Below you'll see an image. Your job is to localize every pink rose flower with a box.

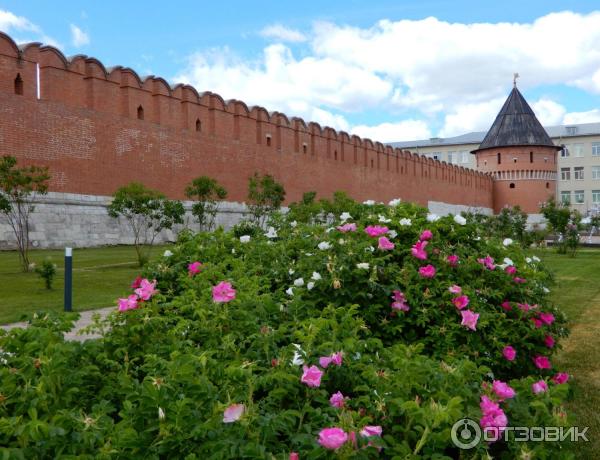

[318,427,348,450]
[289,453,299,460]
[118,294,139,312]
[448,284,462,294]
[477,255,496,270]
[531,318,543,328]
[135,279,157,301]
[502,346,516,361]
[223,403,245,423]
[331,352,343,366]
[337,222,357,233]
[418,264,436,278]
[544,335,555,348]
[513,277,526,284]
[552,372,569,384]
[212,281,236,303]
[518,303,533,312]
[391,290,409,311]
[131,276,143,289]
[301,365,323,387]
[501,300,512,311]
[492,380,516,400]
[533,355,552,370]
[419,229,433,241]
[479,396,508,442]
[539,312,555,325]
[319,356,332,368]
[461,310,479,331]
[447,254,459,266]
[360,425,383,437]
[329,391,346,408]
[452,295,470,310]
[411,240,428,260]
[188,261,202,276]
[505,266,517,275]
[378,236,395,251]
[364,225,388,237]
[532,380,548,394]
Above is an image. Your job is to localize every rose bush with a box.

[0,199,572,458]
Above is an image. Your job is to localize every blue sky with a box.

[2,1,600,141]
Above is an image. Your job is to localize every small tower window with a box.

[14,73,23,95]
[530,151,533,163]
[303,144,307,154]
[513,157,517,163]
[509,183,515,189]
[266,135,272,147]
[196,119,201,132]
[371,159,374,168]
[546,182,550,189]
[137,105,144,120]
[334,150,338,160]
[497,153,501,164]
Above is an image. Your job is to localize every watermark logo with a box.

[451,418,589,449]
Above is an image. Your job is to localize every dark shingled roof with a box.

[471,87,561,153]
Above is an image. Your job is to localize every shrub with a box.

[34,259,57,290]
[0,199,573,458]
[185,176,227,231]
[540,197,581,256]
[247,173,285,227]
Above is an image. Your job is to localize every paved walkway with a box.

[0,307,113,342]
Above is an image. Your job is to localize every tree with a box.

[185,176,227,231]
[247,173,286,227]
[108,182,185,266]
[0,156,50,272]
[540,197,581,255]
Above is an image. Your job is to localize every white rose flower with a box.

[163,250,173,257]
[291,351,304,366]
[426,213,440,222]
[503,257,514,266]
[388,230,398,239]
[526,257,532,263]
[399,218,412,226]
[378,215,391,223]
[454,214,467,225]
[542,286,550,293]
[340,212,352,222]
[363,200,375,206]
[357,263,370,270]
[293,277,304,287]
[365,246,375,252]
[307,281,315,290]
[532,256,541,262]
[318,242,331,250]
[502,238,513,246]
[231,249,236,254]
[290,220,297,228]
[264,227,278,238]
[311,271,322,281]
[240,235,251,243]
[388,198,402,206]
[285,287,294,296]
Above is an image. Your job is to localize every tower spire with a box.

[513,72,520,88]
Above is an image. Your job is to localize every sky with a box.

[2,1,600,142]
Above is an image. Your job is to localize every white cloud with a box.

[531,98,567,126]
[260,24,306,43]
[439,98,505,137]
[0,9,39,33]
[70,24,89,47]
[563,109,600,124]
[352,120,431,142]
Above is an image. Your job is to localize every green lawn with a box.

[0,245,170,324]
[534,248,600,458]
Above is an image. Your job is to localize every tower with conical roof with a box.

[472,82,561,214]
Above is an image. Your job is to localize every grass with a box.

[534,248,600,458]
[0,245,171,324]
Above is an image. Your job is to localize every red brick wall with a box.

[0,32,494,208]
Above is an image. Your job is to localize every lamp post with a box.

[64,247,72,312]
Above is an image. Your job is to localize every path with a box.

[0,307,113,342]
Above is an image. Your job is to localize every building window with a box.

[137,105,144,120]
[303,144,307,154]
[574,166,584,180]
[497,152,501,164]
[593,142,600,156]
[546,182,550,189]
[530,151,533,163]
[429,152,441,160]
[574,190,585,204]
[561,167,571,181]
[561,146,570,158]
[371,159,374,168]
[572,143,584,157]
[566,126,578,135]
[560,191,571,204]
[509,183,515,189]
[196,119,201,132]
[592,165,600,180]
[461,151,469,163]
[513,157,517,163]
[334,150,338,160]
[266,135,272,147]
[593,190,600,204]
[14,73,23,95]
[447,151,455,163]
